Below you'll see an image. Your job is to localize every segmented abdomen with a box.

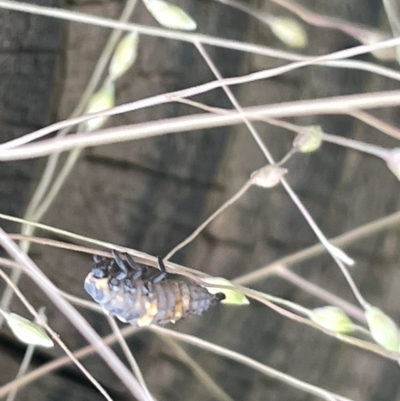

[84,272,221,327]
[148,280,217,326]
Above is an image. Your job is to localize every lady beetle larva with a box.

[84,251,225,327]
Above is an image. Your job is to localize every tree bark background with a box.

[1,0,400,400]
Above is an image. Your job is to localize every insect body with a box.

[84,251,225,327]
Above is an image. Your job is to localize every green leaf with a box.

[202,277,249,305]
[269,17,308,48]
[310,306,354,333]
[5,312,54,348]
[109,32,139,80]
[84,81,115,132]
[365,306,400,352]
[143,0,197,31]
[293,126,323,153]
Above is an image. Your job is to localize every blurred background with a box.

[1,0,400,400]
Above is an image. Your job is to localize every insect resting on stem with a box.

[84,250,225,327]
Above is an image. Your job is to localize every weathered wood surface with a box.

[1,0,400,400]
[0,0,63,232]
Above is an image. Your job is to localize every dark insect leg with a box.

[112,250,129,280]
[157,256,167,273]
[92,254,109,278]
[93,255,102,263]
[146,256,168,284]
[125,253,145,279]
